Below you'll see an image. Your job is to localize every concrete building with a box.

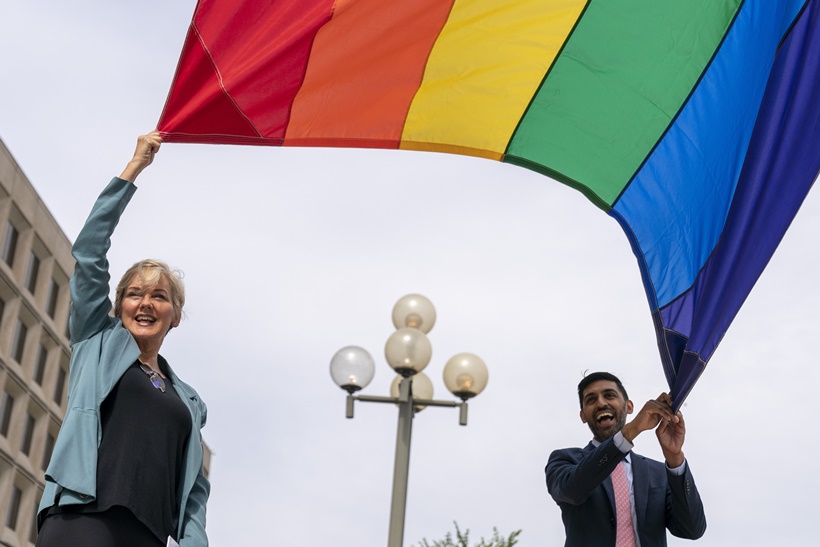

[0,138,210,546]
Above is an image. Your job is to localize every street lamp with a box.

[329,294,488,547]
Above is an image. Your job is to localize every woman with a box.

[36,133,209,547]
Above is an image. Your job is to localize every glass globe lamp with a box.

[442,352,488,400]
[384,327,432,377]
[390,372,434,411]
[330,346,376,394]
[391,294,436,333]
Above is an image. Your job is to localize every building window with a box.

[11,319,28,363]
[20,412,35,455]
[46,278,59,318]
[5,485,21,530]
[42,432,55,471]
[53,367,67,405]
[25,251,40,293]
[0,390,13,437]
[2,221,18,267]
[34,344,48,385]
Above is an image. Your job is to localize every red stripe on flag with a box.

[158,24,262,141]
[159,0,337,141]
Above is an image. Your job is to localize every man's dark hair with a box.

[577,372,629,408]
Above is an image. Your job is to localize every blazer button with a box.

[79,494,88,499]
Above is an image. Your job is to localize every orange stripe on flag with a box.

[285,0,455,146]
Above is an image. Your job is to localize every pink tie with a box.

[611,461,636,547]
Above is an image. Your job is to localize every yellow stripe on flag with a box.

[401,0,587,156]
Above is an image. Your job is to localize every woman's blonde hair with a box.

[114,259,185,323]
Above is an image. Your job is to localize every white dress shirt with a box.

[592,432,686,547]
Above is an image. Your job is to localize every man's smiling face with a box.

[579,379,633,442]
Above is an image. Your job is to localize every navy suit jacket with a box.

[546,438,706,546]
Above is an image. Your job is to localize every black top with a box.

[51,358,192,542]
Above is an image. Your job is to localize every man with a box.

[546,372,706,546]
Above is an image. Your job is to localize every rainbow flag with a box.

[159,0,819,406]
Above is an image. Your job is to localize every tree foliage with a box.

[414,521,522,547]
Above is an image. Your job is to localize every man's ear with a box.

[626,400,634,414]
[579,409,587,424]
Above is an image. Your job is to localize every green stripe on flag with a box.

[507,0,742,206]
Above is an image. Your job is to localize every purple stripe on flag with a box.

[664,0,819,407]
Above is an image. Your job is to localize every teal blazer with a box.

[38,177,210,546]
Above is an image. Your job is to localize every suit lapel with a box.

[586,442,618,515]
[630,452,650,537]
[603,473,616,517]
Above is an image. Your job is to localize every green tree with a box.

[414,521,522,547]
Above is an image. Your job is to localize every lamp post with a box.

[329,294,488,547]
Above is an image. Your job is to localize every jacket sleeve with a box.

[179,399,211,547]
[69,177,137,345]
[178,470,210,547]
[546,440,626,505]
[665,462,707,539]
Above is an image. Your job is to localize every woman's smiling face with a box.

[119,273,178,348]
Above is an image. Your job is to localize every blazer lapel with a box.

[630,452,650,535]
[586,441,617,515]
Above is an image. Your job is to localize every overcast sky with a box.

[1,2,818,545]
